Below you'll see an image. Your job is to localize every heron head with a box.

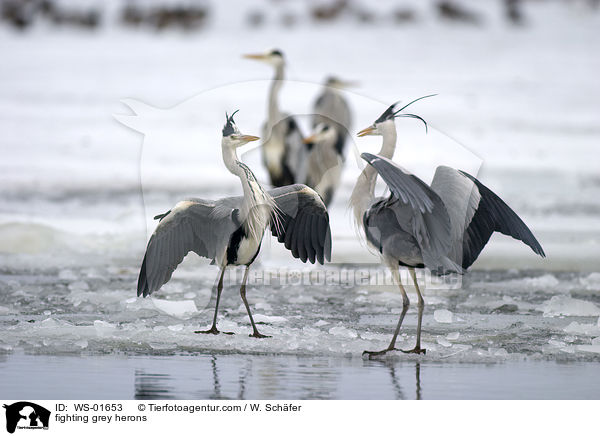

[357,94,436,137]
[243,49,285,67]
[325,76,357,89]
[304,123,336,144]
[222,110,259,147]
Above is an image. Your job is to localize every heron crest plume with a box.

[375,94,437,132]
[222,109,240,136]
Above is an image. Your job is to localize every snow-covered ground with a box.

[1,0,599,367]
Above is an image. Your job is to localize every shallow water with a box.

[1,353,598,400]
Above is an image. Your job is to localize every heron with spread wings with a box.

[137,111,331,338]
[350,96,545,357]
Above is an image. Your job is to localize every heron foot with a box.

[401,346,426,355]
[362,348,398,358]
[194,327,235,335]
[249,332,271,339]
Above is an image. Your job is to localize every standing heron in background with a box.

[243,49,306,187]
[303,123,344,206]
[138,111,331,338]
[350,96,545,357]
[312,76,354,158]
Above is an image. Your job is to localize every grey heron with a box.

[312,76,354,158]
[303,123,344,206]
[137,111,331,338]
[350,96,545,357]
[243,49,306,187]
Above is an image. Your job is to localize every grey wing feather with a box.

[362,153,462,274]
[457,171,545,269]
[137,198,240,297]
[268,184,331,264]
[361,152,437,213]
[430,166,481,265]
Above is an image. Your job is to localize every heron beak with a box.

[357,126,376,137]
[243,53,268,61]
[303,134,317,144]
[240,135,260,142]
[336,80,359,89]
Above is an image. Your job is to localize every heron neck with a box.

[222,146,241,176]
[350,165,378,228]
[379,124,397,159]
[222,144,273,233]
[350,124,397,226]
[268,65,285,124]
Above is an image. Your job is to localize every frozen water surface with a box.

[1,263,600,365]
[1,0,600,398]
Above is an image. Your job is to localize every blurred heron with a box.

[243,49,306,187]
[137,111,331,338]
[350,96,545,357]
[303,123,344,206]
[312,76,354,158]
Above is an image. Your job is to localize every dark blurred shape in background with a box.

[1,0,600,33]
[436,1,482,25]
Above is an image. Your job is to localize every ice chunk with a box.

[580,272,600,290]
[328,325,358,338]
[68,280,90,292]
[446,332,460,340]
[522,274,560,289]
[488,347,508,357]
[542,296,600,317]
[592,337,600,345]
[577,345,600,354]
[58,269,77,280]
[255,302,272,311]
[94,320,116,337]
[0,306,14,315]
[253,314,287,324]
[563,321,600,336]
[74,339,88,349]
[434,309,454,323]
[40,318,60,328]
[152,299,198,318]
[289,295,316,304]
[437,338,452,347]
[314,320,329,327]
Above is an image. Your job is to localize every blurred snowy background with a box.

[1,0,600,375]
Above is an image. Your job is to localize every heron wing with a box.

[361,153,436,213]
[268,184,331,264]
[429,166,481,265]
[137,198,241,297]
[361,153,461,274]
[456,170,546,269]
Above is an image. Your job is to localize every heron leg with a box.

[195,267,233,335]
[402,268,426,355]
[240,265,271,339]
[363,268,410,358]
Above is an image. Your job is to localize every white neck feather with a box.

[350,120,397,229]
[222,142,275,241]
[267,65,284,125]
